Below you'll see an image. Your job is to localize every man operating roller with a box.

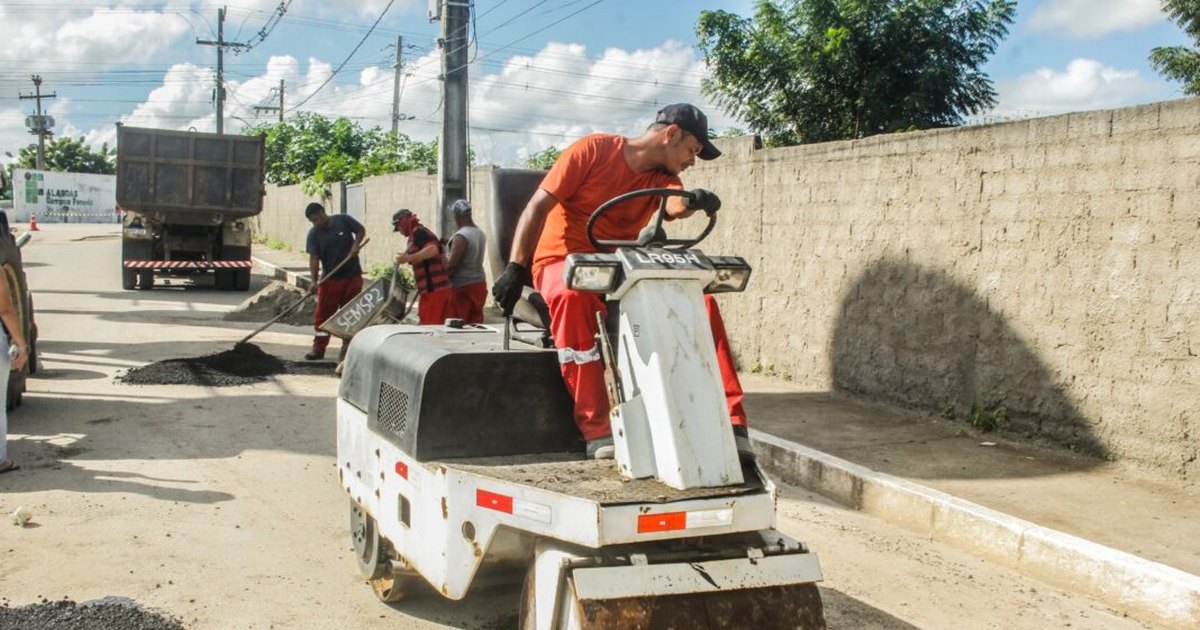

[491,103,752,461]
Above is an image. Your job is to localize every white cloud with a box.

[994,58,1156,116]
[1029,0,1164,38]
[0,6,188,68]
[466,40,733,165]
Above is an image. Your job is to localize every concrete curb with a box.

[251,256,311,290]
[752,429,1200,629]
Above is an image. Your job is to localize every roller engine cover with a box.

[339,325,580,460]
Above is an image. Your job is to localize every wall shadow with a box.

[829,258,1107,459]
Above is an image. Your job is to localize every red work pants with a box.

[417,286,454,325]
[313,275,364,351]
[451,282,487,324]
[535,258,747,441]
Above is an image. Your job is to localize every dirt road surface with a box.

[0,226,1147,629]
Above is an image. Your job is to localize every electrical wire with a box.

[286,0,397,113]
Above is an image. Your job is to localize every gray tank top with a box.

[450,225,487,288]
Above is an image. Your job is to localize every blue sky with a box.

[0,0,1191,167]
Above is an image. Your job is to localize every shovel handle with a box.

[235,236,370,347]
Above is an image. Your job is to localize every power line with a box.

[287,0,397,113]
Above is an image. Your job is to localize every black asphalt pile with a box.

[0,597,185,630]
[223,280,314,326]
[118,343,287,386]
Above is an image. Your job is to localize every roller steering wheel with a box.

[585,188,717,252]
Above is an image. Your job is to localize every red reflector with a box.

[477,489,513,514]
[637,511,686,533]
[394,461,408,479]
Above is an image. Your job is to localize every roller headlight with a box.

[564,253,622,293]
[705,257,752,293]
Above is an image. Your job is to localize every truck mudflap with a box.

[525,540,825,630]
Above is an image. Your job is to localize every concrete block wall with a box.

[254,97,1200,481]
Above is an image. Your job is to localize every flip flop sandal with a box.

[0,460,20,474]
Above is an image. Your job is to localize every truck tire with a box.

[122,268,137,290]
[234,269,251,291]
[138,269,154,290]
[214,270,234,291]
[5,380,21,411]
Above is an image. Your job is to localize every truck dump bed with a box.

[116,126,264,225]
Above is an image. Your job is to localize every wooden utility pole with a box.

[197,7,248,134]
[391,36,404,135]
[254,79,285,122]
[19,75,56,170]
[434,0,469,238]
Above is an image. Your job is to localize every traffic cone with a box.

[29,214,38,231]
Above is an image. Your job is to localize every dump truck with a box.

[115,125,265,291]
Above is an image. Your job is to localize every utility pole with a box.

[19,75,56,170]
[197,7,248,134]
[434,0,469,238]
[254,79,285,122]
[391,36,404,135]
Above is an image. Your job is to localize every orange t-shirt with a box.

[532,134,682,279]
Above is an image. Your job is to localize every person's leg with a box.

[416,287,453,325]
[310,277,349,358]
[536,259,611,445]
[462,282,487,324]
[0,334,12,468]
[705,295,747,428]
[332,275,363,356]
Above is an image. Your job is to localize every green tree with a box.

[697,0,1016,145]
[1151,1,1200,94]
[246,112,439,191]
[524,146,561,170]
[4,135,115,199]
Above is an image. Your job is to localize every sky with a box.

[0,0,1191,168]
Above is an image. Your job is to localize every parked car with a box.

[0,211,38,410]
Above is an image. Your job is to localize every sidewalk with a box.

[251,245,1199,628]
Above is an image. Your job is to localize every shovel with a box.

[234,237,370,348]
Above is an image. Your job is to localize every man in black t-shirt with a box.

[304,202,366,360]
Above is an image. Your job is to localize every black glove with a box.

[492,262,531,316]
[686,188,721,216]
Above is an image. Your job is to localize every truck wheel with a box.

[214,270,233,291]
[122,268,136,290]
[5,373,22,411]
[234,269,251,291]
[137,269,154,290]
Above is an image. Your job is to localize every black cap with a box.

[655,103,721,160]
[391,209,412,223]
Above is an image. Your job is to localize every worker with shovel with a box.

[305,202,366,360]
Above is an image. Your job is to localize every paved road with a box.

[0,225,1145,629]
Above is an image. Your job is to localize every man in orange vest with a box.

[392,209,453,325]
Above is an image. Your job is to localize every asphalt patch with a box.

[0,597,185,630]
[117,343,313,387]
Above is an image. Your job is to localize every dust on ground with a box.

[116,343,335,386]
[0,597,185,630]
[222,280,314,327]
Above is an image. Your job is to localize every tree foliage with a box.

[9,136,114,174]
[1151,0,1200,95]
[524,146,562,170]
[3,135,114,199]
[247,112,439,193]
[697,0,1016,145]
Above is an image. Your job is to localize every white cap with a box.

[450,199,472,215]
